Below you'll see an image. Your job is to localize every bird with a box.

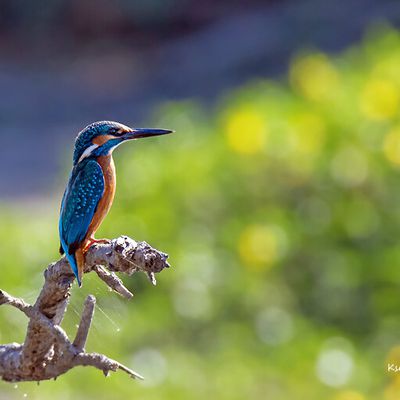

[59,120,172,286]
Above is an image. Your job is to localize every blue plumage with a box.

[59,120,172,286]
[59,159,105,285]
[73,121,125,165]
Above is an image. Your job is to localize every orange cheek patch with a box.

[92,135,115,145]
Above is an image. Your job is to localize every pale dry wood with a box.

[0,236,169,382]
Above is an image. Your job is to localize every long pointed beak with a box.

[124,128,173,139]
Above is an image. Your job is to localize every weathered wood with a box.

[0,236,169,382]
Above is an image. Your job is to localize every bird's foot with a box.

[83,238,111,252]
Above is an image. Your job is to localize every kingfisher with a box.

[59,120,172,286]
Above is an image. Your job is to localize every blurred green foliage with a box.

[3,25,400,400]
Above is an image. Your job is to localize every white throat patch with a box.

[78,144,99,163]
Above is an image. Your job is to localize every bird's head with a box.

[73,121,172,165]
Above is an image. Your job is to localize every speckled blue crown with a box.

[73,121,122,165]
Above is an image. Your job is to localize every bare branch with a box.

[73,353,144,380]
[0,290,33,317]
[73,295,96,352]
[0,235,170,382]
[93,265,133,299]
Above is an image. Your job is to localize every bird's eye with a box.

[109,128,122,136]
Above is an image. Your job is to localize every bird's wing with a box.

[59,159,105,255]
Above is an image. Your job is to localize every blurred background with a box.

[1,0,400,399]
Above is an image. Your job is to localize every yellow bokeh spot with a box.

[239,225,285,271]
[333,390,365,400]
[290,53,339,101]
[372,56,400,85]
[225,109,267,154]
[360,79,399,120]
[383,126,400,166]
[385,375,400,400]
[289,112,326,156]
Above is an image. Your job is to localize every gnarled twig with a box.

[0,236,170,382]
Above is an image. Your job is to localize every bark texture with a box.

[0,236,170,382]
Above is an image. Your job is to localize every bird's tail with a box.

[65,252,82,287]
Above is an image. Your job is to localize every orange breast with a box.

[85,155,116,242]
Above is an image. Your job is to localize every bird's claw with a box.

[83,238,111,252]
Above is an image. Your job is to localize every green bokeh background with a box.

[3,25,400,400]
